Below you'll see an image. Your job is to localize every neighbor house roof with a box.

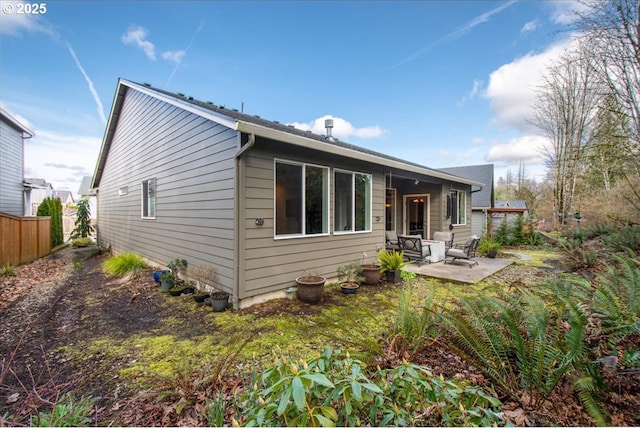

[494,200,528,210]
[93,79,484,189]
[0,107,34,137]
[77,176,96,196]
[23,178,53,189]
[439,164,494,209]
[52,190,74,203]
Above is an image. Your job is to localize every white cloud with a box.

[0,1,56,36]
[521,20,539,33]
[549,0,591,25]
[486,135,549,165]
[161,50,186,64]
[458,79,483,105]
[67,43,107,125]
[484,38,576,132]
[122,25,156,60]
[395,0,517,67]
[289,115,385,140]
[24,129,102,193]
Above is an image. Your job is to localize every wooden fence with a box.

[0,212,51,266]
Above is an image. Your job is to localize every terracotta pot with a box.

[361,264,381,285]
[295,276,326,304]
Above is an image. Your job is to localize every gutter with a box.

[233,132,256,308]
[236,121,484,188]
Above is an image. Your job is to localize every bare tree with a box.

[531,47,601,227]
[573,0,640,214]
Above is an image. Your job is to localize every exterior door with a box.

[403,194,430,239]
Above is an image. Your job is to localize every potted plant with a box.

[378,250,407,283]
[159,270,175,292]
[337,263,363,294]
[167,258,188,284]
[478,237,501,258]
[169,280,195,296]
[295,269,326,304]
[207,290,230,312]
[360,252,382,285]
[190,264,217,303]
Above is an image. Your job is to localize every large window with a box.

[142,178,156,219]
[450,189,466,225]
[275,160,329,237]
[334,170,371,233]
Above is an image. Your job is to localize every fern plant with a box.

[439,286,590,410]
[390,282,443,357]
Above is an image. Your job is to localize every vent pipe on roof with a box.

[324,118,336,142]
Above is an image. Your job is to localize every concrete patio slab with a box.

[404,256,513,284]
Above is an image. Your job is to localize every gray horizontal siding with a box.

[0,120,24,215]
[97,88,237,293]
[239,144,386,299]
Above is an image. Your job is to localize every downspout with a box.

[233,132,255,309]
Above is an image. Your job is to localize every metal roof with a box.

[93,79,485,189]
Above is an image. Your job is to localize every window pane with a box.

[354,173,371,231]
[334,172,353,231]
[450,191,459,225]
[148,179,155,217]
[459,192,465,224]
[385,189,395,231]
[276,163,302,235]
[305,166,327,234]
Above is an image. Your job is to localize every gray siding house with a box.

[439,164,494,237]
[92,79,482,308]
[0,108,34,216]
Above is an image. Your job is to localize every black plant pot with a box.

[168,286,186,296]
[193,293,209,303]
[210,292,230,312]
[340,283,359,294]
[385,270,401,283]
[487,250,497,258]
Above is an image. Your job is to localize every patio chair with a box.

[398,235,431,265]
[433,231,454,250]
[385,230,400,251]
[444,236,480,268]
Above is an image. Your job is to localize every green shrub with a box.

[477,237,500,256]
[71,237,93,247]
[31,393,95,427]
[70,199,94,239]
[0,264,17,277]
[439,284,589,410]
[237,347,503,427]
[102,252,147,276]
[390,282,442,356]
[603,225,640,253]
[37,197,63,247]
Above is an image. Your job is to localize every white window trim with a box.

[141,178,156,220]
[333,168,373,235]
[451,189,466,226]
[273,158,330,240]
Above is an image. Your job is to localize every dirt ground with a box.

[1,245,639,426]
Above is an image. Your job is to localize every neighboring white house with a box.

[0,108,34,216]
[23,178,54,216]
[77,176,97,219]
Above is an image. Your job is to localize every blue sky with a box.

[1,1,584,194]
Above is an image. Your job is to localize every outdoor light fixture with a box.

[255,217,265,225]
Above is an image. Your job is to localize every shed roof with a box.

[93,79,484,189]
